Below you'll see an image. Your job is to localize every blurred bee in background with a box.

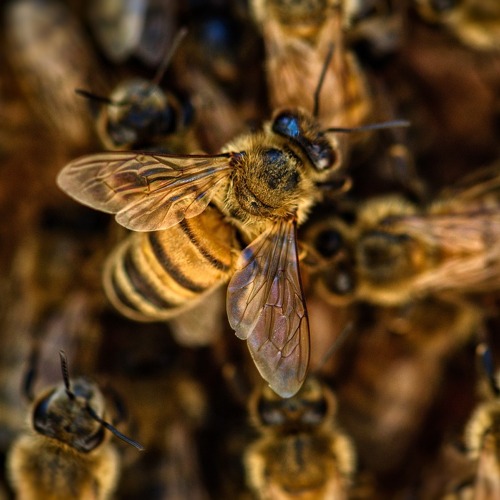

[4,0,105,150]
[300,192,491,487]
[250,0,374,143]
[77,29,197,152]
[87,0,178,66]
[245,376,356,499]
[414,0,500,52]
[7,351,143,500]
[301,166,500,307]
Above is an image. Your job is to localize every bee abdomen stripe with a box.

[179,218,231,272]
[122,248,177,309]
[148,232,207,293]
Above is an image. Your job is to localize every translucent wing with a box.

[227,219,310,398]
[57,152,233,231]
[385,211,500,292]
[438,165,500,205]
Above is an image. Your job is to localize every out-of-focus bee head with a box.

[250,376,335,432]
[32,378,106,453]
[95,78,193,151]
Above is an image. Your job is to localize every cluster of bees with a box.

[2,0,500,498]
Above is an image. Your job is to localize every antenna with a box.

[151,27,188,87]
[75,28,188,108]
[58,352,144,451]
[59,351,74,400]
[324,119,411,134]
[313,43,335,118]
[85,404,145,451]
[75,88,114,105]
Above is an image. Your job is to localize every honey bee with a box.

[79,79,194,152]
[302,167,500,307]
[250,0,373,132]
[414,0,500,52]
[77,29,195,152]
[462,343,500,498]
[7,351,143,500]
[245,376,356,499]
[87,0,177,66]
[57,106,348,398]
[4,0,103,149]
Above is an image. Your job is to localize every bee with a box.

[7,351,143,500]
[57,49,408,397]
[302,167,500,307]
[250,0,373,133]
[79,79,194,152]
[77,29,196,152]
[56,105,347,398]
[87,0,177,66]
[4,0,103,149]
[245,376,356,499]
[414,0,500,52]
[462,343,500,498]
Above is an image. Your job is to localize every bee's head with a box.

[272,109,340,175]
[251,377,334,432]
[33,378,106,453]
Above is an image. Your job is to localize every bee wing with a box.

[439,165,500,204]
[57,152,233,231]
[387,211,500,292]
[227,220,310,398]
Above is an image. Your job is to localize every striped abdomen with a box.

[103,206,236,321]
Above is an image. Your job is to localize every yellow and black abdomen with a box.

[103,206,237,322]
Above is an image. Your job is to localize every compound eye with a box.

[272,111,301,139]
[315,229,343,258]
